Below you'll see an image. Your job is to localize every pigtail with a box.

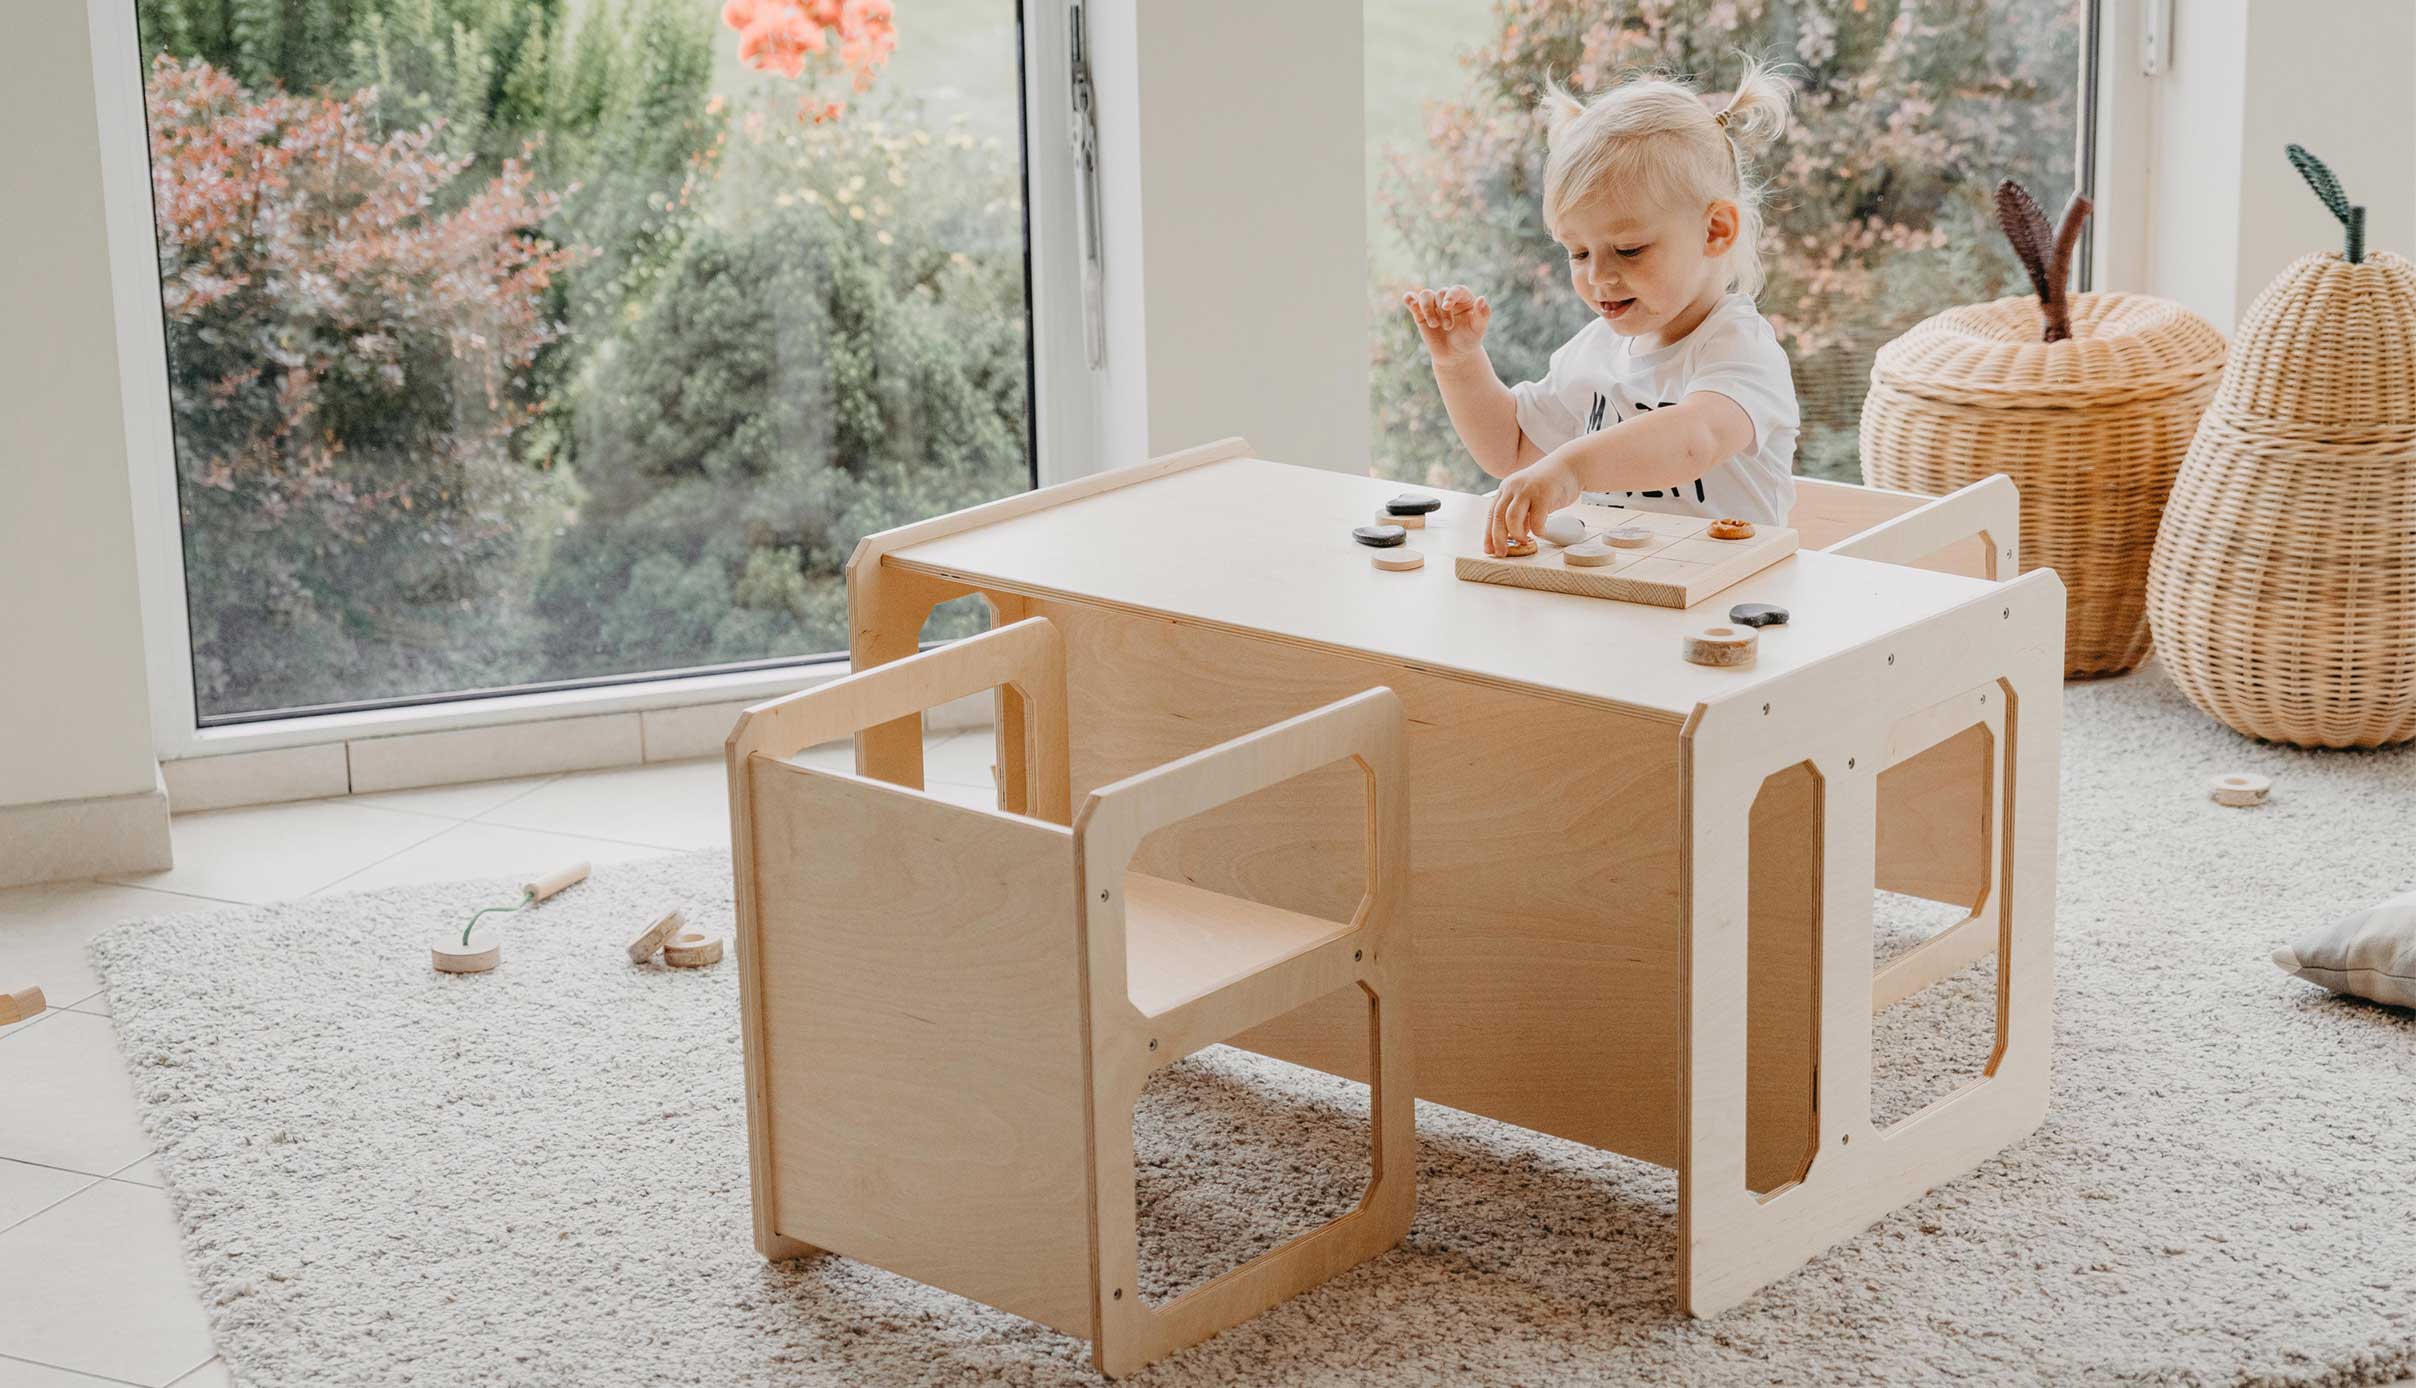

[1537,75,1589,149]
[1712,54,1795,155]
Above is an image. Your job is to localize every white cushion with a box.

[2274,888,2416,1009]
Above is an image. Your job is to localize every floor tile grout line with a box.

[165,1356,227,1387]
[0,1349,157,1387]
[0,1171,107,1241]
[299,811,490,900]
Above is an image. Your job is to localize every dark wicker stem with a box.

[1994,178,2092,342]
[2286,143,2365,264]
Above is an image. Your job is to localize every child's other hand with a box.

[1485,454,1581,556]
[1403,285,1490,364]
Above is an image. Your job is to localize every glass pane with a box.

[1366,2,2088,488]
[135,0,1033,722]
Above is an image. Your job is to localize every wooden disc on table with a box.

[1501,536,1538,558]
[2208,772,2271,807]
[1372,549,1425,572]
[1708,518,1757,540]
[1681,625,1758,668]
[1561,539,1618,568]
[1604,526,1654,549]
[432,932,502,974]
[1377,508,1426,529]
[626,906,688,964]
[663,931,725,968]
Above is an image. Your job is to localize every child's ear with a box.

[1704,200,1742,257]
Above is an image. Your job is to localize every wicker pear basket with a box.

[1861,291,2227,676]
[2144,247,2416,747]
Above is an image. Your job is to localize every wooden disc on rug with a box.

[625,906,687,964]
[1372,549,1424,572]
[432,933,502,974]
[662,931,724,968]
[1681,625,1758,669]
[2209,772,2271,807]
[0,985,44,1026]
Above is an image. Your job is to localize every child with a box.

[1403,60,1801,556]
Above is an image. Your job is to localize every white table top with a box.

[886,455,2003,721]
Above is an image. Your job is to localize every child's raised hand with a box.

[1402,285,1491,363]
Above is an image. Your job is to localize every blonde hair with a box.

[1539,57,1796,296]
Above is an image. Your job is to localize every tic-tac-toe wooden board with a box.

[1454,504,1800,609]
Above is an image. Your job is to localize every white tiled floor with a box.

[0,730,996,1386]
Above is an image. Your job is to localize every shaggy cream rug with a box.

[93,664,2416,1386]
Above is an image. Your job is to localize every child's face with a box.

[1549,190,1740,344]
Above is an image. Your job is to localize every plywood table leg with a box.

[843,552,970,788]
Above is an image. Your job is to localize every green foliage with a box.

[2287,143,2365,263]
[535,103,1030,673]
[1370,0,2082,486]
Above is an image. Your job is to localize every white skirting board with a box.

[0,766,172,888]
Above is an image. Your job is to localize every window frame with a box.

[88,0,1101,763]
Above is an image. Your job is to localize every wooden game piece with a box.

[1562,539,1617,568]
[432,933,502,974]
[0,986,45,1026]
[1372,549,1425,572]
[1708,518,1757,540]
[1728,602,1790,628]
[1353,524,1407,548]
[1501,536,1537,558]
[1681,625,1758,668]
[627,906,688,964]
[524,861,591,902]
[1540,513,1587,547]
[1377,509,1426,529]
[1384,494,1442,516]
[663,930,725,968]
[1604,526,1654,548]
[2208,772,2271,807]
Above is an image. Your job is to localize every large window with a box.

[1366,1,2091,487]
[133,0,1034,723]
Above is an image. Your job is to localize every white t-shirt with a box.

[1508,293,1801,526]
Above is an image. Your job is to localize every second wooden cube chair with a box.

[724,615,1416,1377]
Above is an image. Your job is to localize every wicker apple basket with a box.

[1861,185,2227,677]
[2146,148,2416,748]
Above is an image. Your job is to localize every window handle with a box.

[1068,0,1107,369]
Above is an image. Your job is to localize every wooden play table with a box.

[841,438,2063,1314]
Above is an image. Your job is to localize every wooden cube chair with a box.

[724,616,1416,1377]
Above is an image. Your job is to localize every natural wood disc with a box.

[626,906,687,964]
[1372,549,1425,572]
[1708,519,1756,540]
[1378,509,1426,529]
[1603,526,1654,548]
[1561,540,1617,568]
[1681,625,1758,668]
[663,931,725,968]
[432,934,502,974]
[1500,537,1537,558]
[2208,772,2271,807]
[0,986,45,1026]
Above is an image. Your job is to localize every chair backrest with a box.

[723,619,1098,1336]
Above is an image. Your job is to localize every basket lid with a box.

[1871,291,2227,408]
[2217,250,2416,427]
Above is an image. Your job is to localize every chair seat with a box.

[1122,873,1356,1017]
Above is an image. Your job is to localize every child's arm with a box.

[1403,286,1544,479]
[1481,393,1756,555]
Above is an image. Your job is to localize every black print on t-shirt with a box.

[1586,393,1707,504]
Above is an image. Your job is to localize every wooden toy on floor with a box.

[724,615,1415,1377]
[627,907,687,963]
[841,439,2060,1320]
[662,929,725,968]
[1,985,45,1026]
[1457,503,1801,608]
[2209,772,2271,807]
[430,860,591,974]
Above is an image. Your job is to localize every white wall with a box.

[1092,0,1369,473]
[0,2,169,882]
[2130,0,2416,328]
